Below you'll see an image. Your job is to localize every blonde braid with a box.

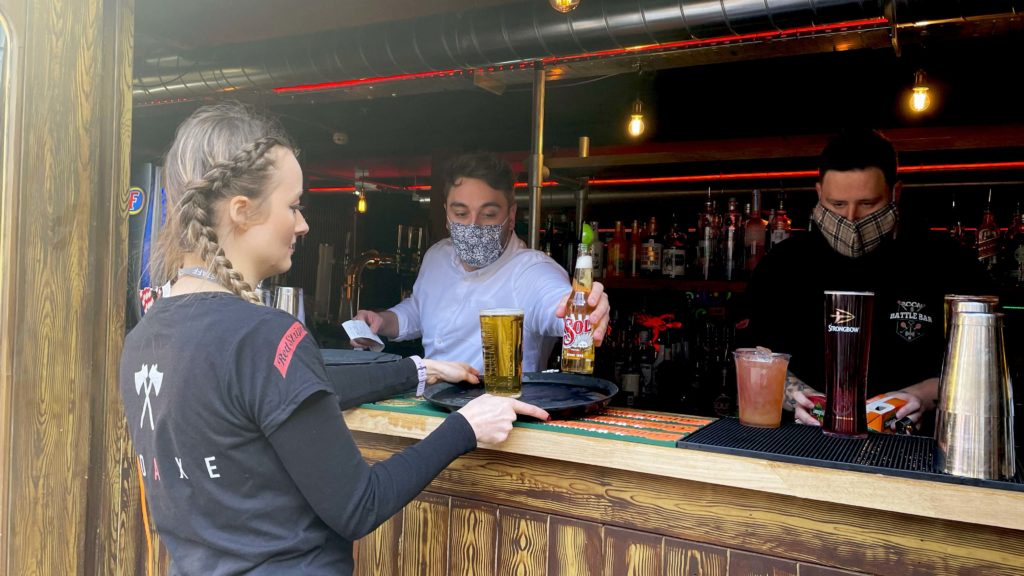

[175,137,284,303]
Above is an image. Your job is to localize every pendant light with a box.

[550,0,581,13]
[909,69,931,113]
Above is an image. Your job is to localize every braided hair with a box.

[154,102,295,303]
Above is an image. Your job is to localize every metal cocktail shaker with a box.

[935,311,1015,480]
[274,286,305,323]
[943,294,999,339]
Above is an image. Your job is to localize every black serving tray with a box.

[424,372,618,420]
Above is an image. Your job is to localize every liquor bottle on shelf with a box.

[590,220,604,280]
[619,345,641,408]
[562,243,595,374]
[768,195,792,251]
[763,207,775,252]
[722,197,743,280]
[744,190,767,273]
[948,196,972,250]
[606,220,627,278]
[629,219,642,278]
[662,212,688,279]
[976,189,1000,271]
[696,196,721,280]
[636,326,657,405]
[640,216,663,277]
[1001,202,1024,286]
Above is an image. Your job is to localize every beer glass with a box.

[823,291,874,439]
[479,308,524,398]
[734,348,791,428]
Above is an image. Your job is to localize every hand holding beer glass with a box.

[479,308,524,398]
[734,347,791,428]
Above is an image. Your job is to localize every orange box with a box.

[866,394,908,433]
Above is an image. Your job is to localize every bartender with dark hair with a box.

[740,128,994,431]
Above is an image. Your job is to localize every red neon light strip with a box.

[308,186,356,192]
[590,171,817,185]
[273,18,888,94]
[514,181,559,188]
[543,18,889,64]
[274,69,465,94]
[898,161,1024,173]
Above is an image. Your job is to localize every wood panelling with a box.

[798,565,867,576]
[549,516,603,576]
[664,538,728,576]
[605,526,663,576]
[450,498,498,576]
[400,492,451,576]
[353,430,1024,576]
[0,0,137,574]
[355,493,895,576]
[355,512,403,576]
[729,550,798,576]
[496,507,547,576]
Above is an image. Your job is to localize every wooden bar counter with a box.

[346,408,1024,575]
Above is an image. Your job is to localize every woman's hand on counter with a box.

[422,359,480,385]
[555,281,611,346]
[458,395,550,444]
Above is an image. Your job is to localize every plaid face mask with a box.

[811,202,898,259]
[448,217,509,269]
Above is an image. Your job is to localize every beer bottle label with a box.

[563,312,593,350]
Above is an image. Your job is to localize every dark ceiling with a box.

[131,1,1024,190]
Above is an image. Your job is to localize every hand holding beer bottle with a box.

[555,229,611,358]
[562,243,596,373]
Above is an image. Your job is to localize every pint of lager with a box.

[479,308,525,398]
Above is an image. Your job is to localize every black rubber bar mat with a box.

[677,417,1023,492]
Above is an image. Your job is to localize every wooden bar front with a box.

[346,409,1024,576]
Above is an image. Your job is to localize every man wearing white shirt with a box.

[355,152,610,372]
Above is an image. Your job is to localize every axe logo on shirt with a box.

[889,300,933,343]
[134,364,163,430]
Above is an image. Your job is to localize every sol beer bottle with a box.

[562,243,595,374]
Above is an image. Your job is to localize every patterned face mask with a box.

[449,217,510,269]
[811,202,898,258]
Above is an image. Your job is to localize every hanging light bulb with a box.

[357,192,368,213]
[909,69,931,113]
[627,98,645,138]
[549,0,581,13]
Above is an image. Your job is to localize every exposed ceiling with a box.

[132,1,1024,191]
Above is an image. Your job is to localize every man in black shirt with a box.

[742,129,994,431]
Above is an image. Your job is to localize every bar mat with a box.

[677,418,1024,492]
[359,396,715,447]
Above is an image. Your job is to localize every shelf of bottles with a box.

[538,189,790,290]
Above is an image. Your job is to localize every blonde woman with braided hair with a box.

[120,102,548,575]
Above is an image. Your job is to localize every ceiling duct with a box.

[133,0,1022,103]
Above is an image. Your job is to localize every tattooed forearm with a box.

[783,373,819,411]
